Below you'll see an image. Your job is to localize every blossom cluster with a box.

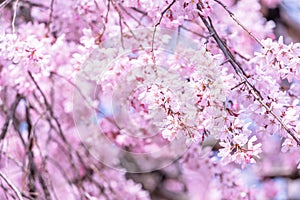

[0,0,300,199]
[218,134,262,168]
[119,0,214,28]
[253,36,300,82]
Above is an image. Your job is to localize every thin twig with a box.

[25,99,51,200]
[27,71,82,190]
[95,0,110,44]
[50,72,106,116]
[119,4,142,26]
[0,171,24,200]
[231,81,245,90]
[234,51,250,62]
[118,11,125,49]
[0,0,12,9]
[154,0,176,27]
[179,25,207,38]
[197,5,300,146]
[150,0,176,74]
[0,115,11,140]
[130,7,147,15]
[12,0,19,34]
[47,0,55,34]
[0,94,22,140]
[28,71,67,142]
[151,0,176,52]
[111,1,137,39]
[213,0,264,47]
[51,72,122,131]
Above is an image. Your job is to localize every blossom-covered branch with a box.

[197,3,300,146]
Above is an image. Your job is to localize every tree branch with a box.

[0,0,12,9]
[0,171,24,200]
[47,0,55,34]
[213,0,264,47]
[197,5,300,146]
[151,0,176,51]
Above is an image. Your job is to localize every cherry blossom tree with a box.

[0,0,299,199]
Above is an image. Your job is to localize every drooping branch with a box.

[47,0,55,34]
[213,0,264,47]
[0,94,22,140]
[151,0,176,52]
[28,71,67,143]
[0,0,12,9]
[197,4,300,146]
[27,71,81,187]
[25,99,51,200]
[0,171,24,200]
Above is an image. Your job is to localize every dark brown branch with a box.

[154,0,176,27]
[111,1,137,41]
[0,114,11,140]
[28,71,67,142]
[130,7,147,15]
[95,0,110,44]
[151,0,176,52]
[0,94,22,140]
[25,100,51,200]
[231,81,245,90]
[0,171,24,200]
[197,5,300,146]
[28,71,81,191]
[23,98,37,199]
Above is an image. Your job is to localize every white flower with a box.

[233,134,248,146]
[162,128,176,141]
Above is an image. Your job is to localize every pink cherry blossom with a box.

[0,0,300,199]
